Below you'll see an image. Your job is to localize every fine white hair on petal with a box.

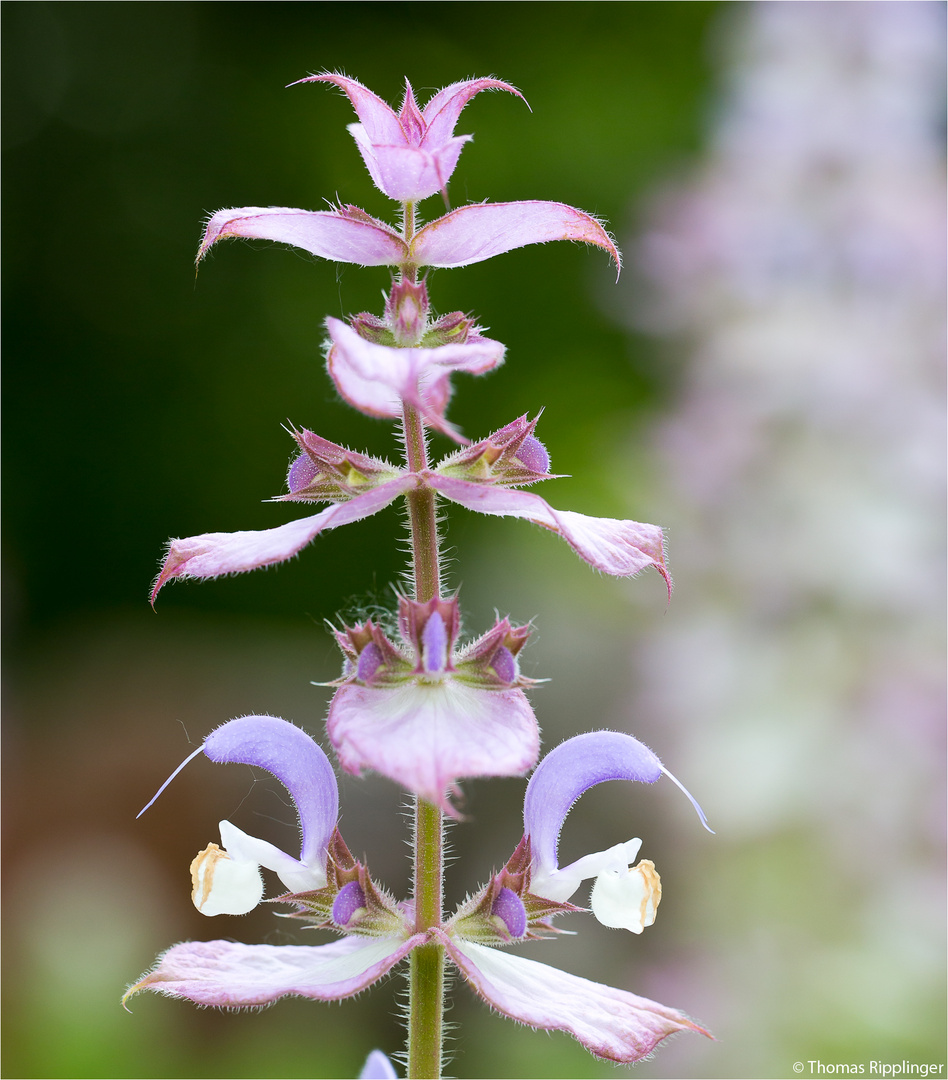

[428,476,668,586]
[411,200,622,275]
[127,934,425,1008]
[441,933,709,1063]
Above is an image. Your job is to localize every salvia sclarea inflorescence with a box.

[126,73,713,1076]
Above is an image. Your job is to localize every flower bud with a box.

[422,611,449,674]
[421,310,474,347]
[491,886,527,939]
[281,429,398,503]
[385,278,429,346]
[448,862,574,946]
[454,617,532,689]
[398,595,460,675]
[490,645,518,684]
[334,620,411,688]
[332,880,368,929]
[514,434,550,475]
[349,312,393,345]
[436,414,551,487]
[356,642,384,683]
[287,454,319,495]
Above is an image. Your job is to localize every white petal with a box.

[590,859,662,933]
[532,838,642,903]
[189,843,263,917]
[218,819,327,894]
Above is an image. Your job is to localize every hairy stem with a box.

[403,405,440,602]
[402,399,445,1078]
[402,200,418,284]
[408,803,445,1079]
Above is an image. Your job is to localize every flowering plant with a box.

[127,73,711,1077]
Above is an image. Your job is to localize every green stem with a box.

[403,406,440,602]
[408,803,445,1079]
[402,400,445,1079]
[402,200,418,284]
[402,200,416,244]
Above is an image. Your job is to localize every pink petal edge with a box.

[126,933,425,1008]
[420,78,528,147]
[291,73,404,145]
[151,477,412,603]
[440,934,711,1063]
[429,476,669,591]
[197,206,406,267]
[325,317,504,441]
[412,201,622,277]
[327,681,539,816]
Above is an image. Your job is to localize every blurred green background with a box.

[3,0,712,633]
[3,3,944,1079]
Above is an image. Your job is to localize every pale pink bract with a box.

[292,73,527,203]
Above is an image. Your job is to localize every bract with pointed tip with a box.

[151,419,669,603]
[196,201,620,277]
[294,73,526,202]
[440,933,709,1064]
[151,475,413,602]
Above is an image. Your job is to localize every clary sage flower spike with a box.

[131,71,711,1076]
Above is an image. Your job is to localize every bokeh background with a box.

[3,3,944,1078]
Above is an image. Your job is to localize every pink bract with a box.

[150,420,669,602]
[325,317,504,441]
[327,681,539,816]
[150,477,413,604]
[429,475,670,591]
[130,935,424,1007]
[442,935,709,1063]
[293,74,526,202]
[197,201,620,276]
